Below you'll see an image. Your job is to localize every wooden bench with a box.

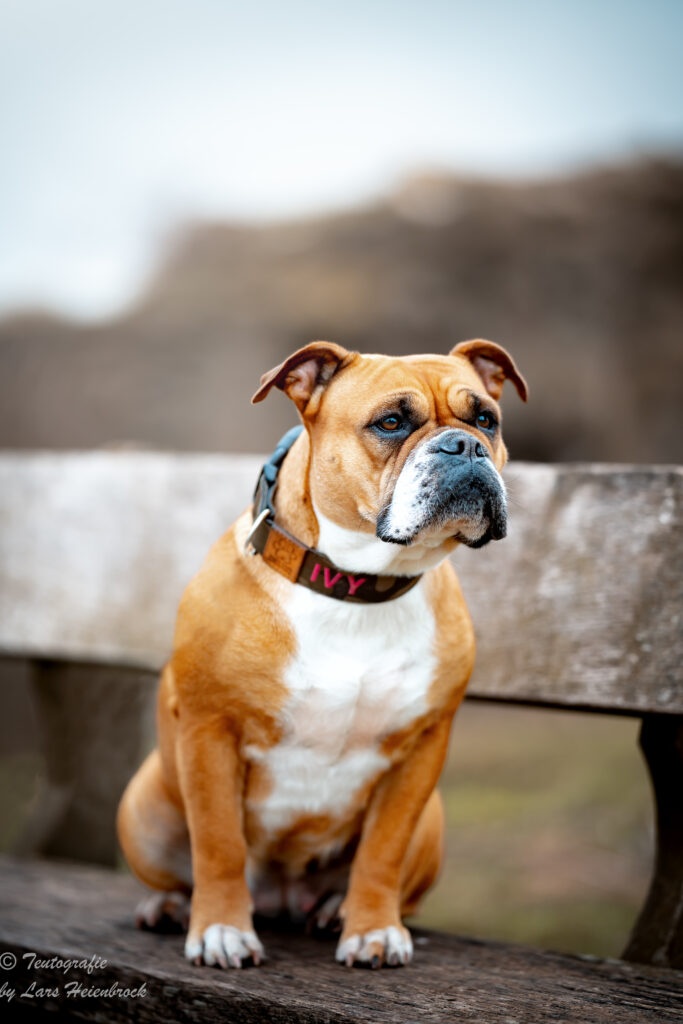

[0,452,681,1022]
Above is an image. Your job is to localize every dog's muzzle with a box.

[376,428,507,548]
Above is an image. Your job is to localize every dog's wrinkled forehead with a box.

[320,353,492,425]
[403,352,510,415]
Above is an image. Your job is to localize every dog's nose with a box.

[437,430,487,460]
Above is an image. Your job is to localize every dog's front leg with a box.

[337,714,452,968]
[177,715,263,968]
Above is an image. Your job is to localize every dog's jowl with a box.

[117,339,528,969]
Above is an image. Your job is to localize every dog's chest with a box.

[244,583,437,840]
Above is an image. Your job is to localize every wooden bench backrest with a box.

[0,453,680,715]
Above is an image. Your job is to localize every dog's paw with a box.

[135,891,190,933]
[307,892,344,934]
[336,925,413,968]
[185,924,264,968]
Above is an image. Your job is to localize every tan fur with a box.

[117,340,526,967]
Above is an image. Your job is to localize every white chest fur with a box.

[244,580,437,841]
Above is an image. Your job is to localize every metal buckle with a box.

[244,507,271,554]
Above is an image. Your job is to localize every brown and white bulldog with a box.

[117,339,527,969]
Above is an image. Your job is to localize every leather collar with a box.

[246,426,422,603]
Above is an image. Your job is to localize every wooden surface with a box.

[0,857,681,1023]
[0,453,681,714]
[0,451,260,671]
[457,463,683,715]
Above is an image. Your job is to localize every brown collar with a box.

[246,427,422,603]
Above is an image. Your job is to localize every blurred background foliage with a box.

[1,0,681,961]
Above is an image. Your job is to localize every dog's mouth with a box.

[375,437,507,549]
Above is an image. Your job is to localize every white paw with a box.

[185,924,264,968]
[336,925,413,967]
[311,892,344,932]
[135,891,190,931]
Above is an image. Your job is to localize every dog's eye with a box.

[476,412,496,430]
[378,415,402,432]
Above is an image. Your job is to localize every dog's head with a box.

[253,341,527,556]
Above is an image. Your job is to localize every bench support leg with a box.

[14,660,156,866]
[623,714,683,969]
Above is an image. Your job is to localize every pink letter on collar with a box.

[347,575,367,596]
[323,567,343,588]
[310,563,322,582]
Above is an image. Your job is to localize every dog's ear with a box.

[450,339,528,402]
[252,341,351,413]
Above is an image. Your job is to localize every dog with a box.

[117,339,527,969]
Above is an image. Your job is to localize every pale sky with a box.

[1,0,681,319]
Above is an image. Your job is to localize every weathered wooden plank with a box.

[0,454,680,713]
[0,451,261,671]
[0,857,681,1023]
[458,464,682,714]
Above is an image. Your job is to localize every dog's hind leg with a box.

[117,748,193,931]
